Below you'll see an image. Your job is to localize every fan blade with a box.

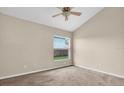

[52,13,62,17]
[70,11,82,16]
[70,7,74,10]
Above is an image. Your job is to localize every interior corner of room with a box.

[0,7,124,85]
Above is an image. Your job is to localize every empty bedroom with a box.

[0,7,124,86]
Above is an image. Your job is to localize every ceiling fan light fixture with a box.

[52,7,82,21]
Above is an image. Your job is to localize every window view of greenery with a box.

[53,36,70,61]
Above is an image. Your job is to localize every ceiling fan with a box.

[52,7,82,21]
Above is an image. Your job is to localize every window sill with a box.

[54,59,71,62]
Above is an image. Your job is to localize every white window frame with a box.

[53,35,71,61]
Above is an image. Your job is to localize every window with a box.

[53,35,71,61]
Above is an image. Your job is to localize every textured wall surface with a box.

[73,8,124,77]
[0,13,72,79]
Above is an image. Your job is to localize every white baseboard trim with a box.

[1,65,123,80]
[76,65,124,79]
[0,69,51,80]
[0,65,72,80]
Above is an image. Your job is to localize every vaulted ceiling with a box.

[0,7,104,32]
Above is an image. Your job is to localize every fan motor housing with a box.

[62,7,71,16]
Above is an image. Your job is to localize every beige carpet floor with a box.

[0,66,124,86]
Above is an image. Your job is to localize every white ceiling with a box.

[0,7,104,32]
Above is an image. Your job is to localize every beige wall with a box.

[73,8,124,77]
[0,13,72,79]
